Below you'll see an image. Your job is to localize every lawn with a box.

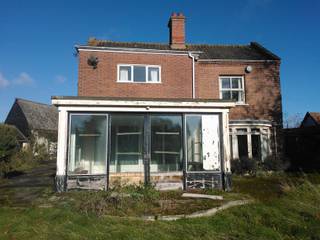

[0,170,320,240]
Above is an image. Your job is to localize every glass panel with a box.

[231,91,240,101]
[252,134,261,160]
[151,115,182,172]
[221,78,230,89]
[119,66,131,81]
[68,115,107,175]
[186,116,203,171]
[133,66,146,82]
[186,115,221,171]
[231,78,240,89]
[237,135,248,159]
[222,90,231,100]
[148,67,159,82]
[110,115,144,173]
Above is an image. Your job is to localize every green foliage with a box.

[0,148,37,177]
[262,155,289,172]
[232,155,289,176]
[0,124,20,161]
[231,157,258,175]
[1,175,320,239]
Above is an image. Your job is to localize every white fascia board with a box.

[52,99,235,109]
[76,46,202,56]
[57,106,230,114]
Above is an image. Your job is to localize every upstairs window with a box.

[118,65,161,83]
[219,76,245,103]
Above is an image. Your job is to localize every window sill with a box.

[235,103,249,106]
[116,81,162,84]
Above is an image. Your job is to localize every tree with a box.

[0,124,20,161]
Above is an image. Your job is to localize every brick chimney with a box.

[168,13,186,49]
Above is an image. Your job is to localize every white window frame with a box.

[117,64,161,83]
[219,76,245,104]
[229,125,271,161]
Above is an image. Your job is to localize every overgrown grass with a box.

[1,174,320,239]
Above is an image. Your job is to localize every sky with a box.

[1,0,320,122]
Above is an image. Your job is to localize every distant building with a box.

[300,112,320,127]
[5,98,58,152]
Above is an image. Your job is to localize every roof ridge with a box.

[88,38,168,46]
[15,98,53,107]
[88,38,250,48]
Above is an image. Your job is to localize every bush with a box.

[231,157,258,175]
[0,124,20,162]
[262,155,289,172]
[0,148,36,177]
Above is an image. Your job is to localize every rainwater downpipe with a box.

[188,52,196,99]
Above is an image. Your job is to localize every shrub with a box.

[262,155,289,172]
[0,148,36,177]
[0,124,20,162]
[231,157,258,175]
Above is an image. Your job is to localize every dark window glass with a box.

[68,115,107,175]
[151,115,182,172]
[252,134,261,160]
[110,115,144,172]
[237,135,248,159]
[133,66,146,82]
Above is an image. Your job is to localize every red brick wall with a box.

[78,50,282,124]
[78,51,193,99]
[196,61,282,123]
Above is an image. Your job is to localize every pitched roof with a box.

[6,98,58,132]
[309,112,320,124]
[300,112,320,128]
[82,39,280,61]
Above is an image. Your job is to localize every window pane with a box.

[68,115,107,175]
[151,115,182,172]
[231,91,240,101]
[231,78,240,89]
[119,66,131,81]
[221,78,230,89]
[252,134,261,160]
[110,115,144,173]
[237,135,248,159]
[148,67,159,82]
[186,116,203,171]
[133,66,146,82]
[222,90,231,100]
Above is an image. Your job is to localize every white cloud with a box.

[54,75,67,83]
[0,72,10,89]
[13,72,35,85]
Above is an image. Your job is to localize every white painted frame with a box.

[229,124,271,161]
[117,64,161,83]
[219,76,245,104]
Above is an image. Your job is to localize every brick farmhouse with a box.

[52,13,282,191]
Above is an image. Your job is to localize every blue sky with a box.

[1,0,319,122]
